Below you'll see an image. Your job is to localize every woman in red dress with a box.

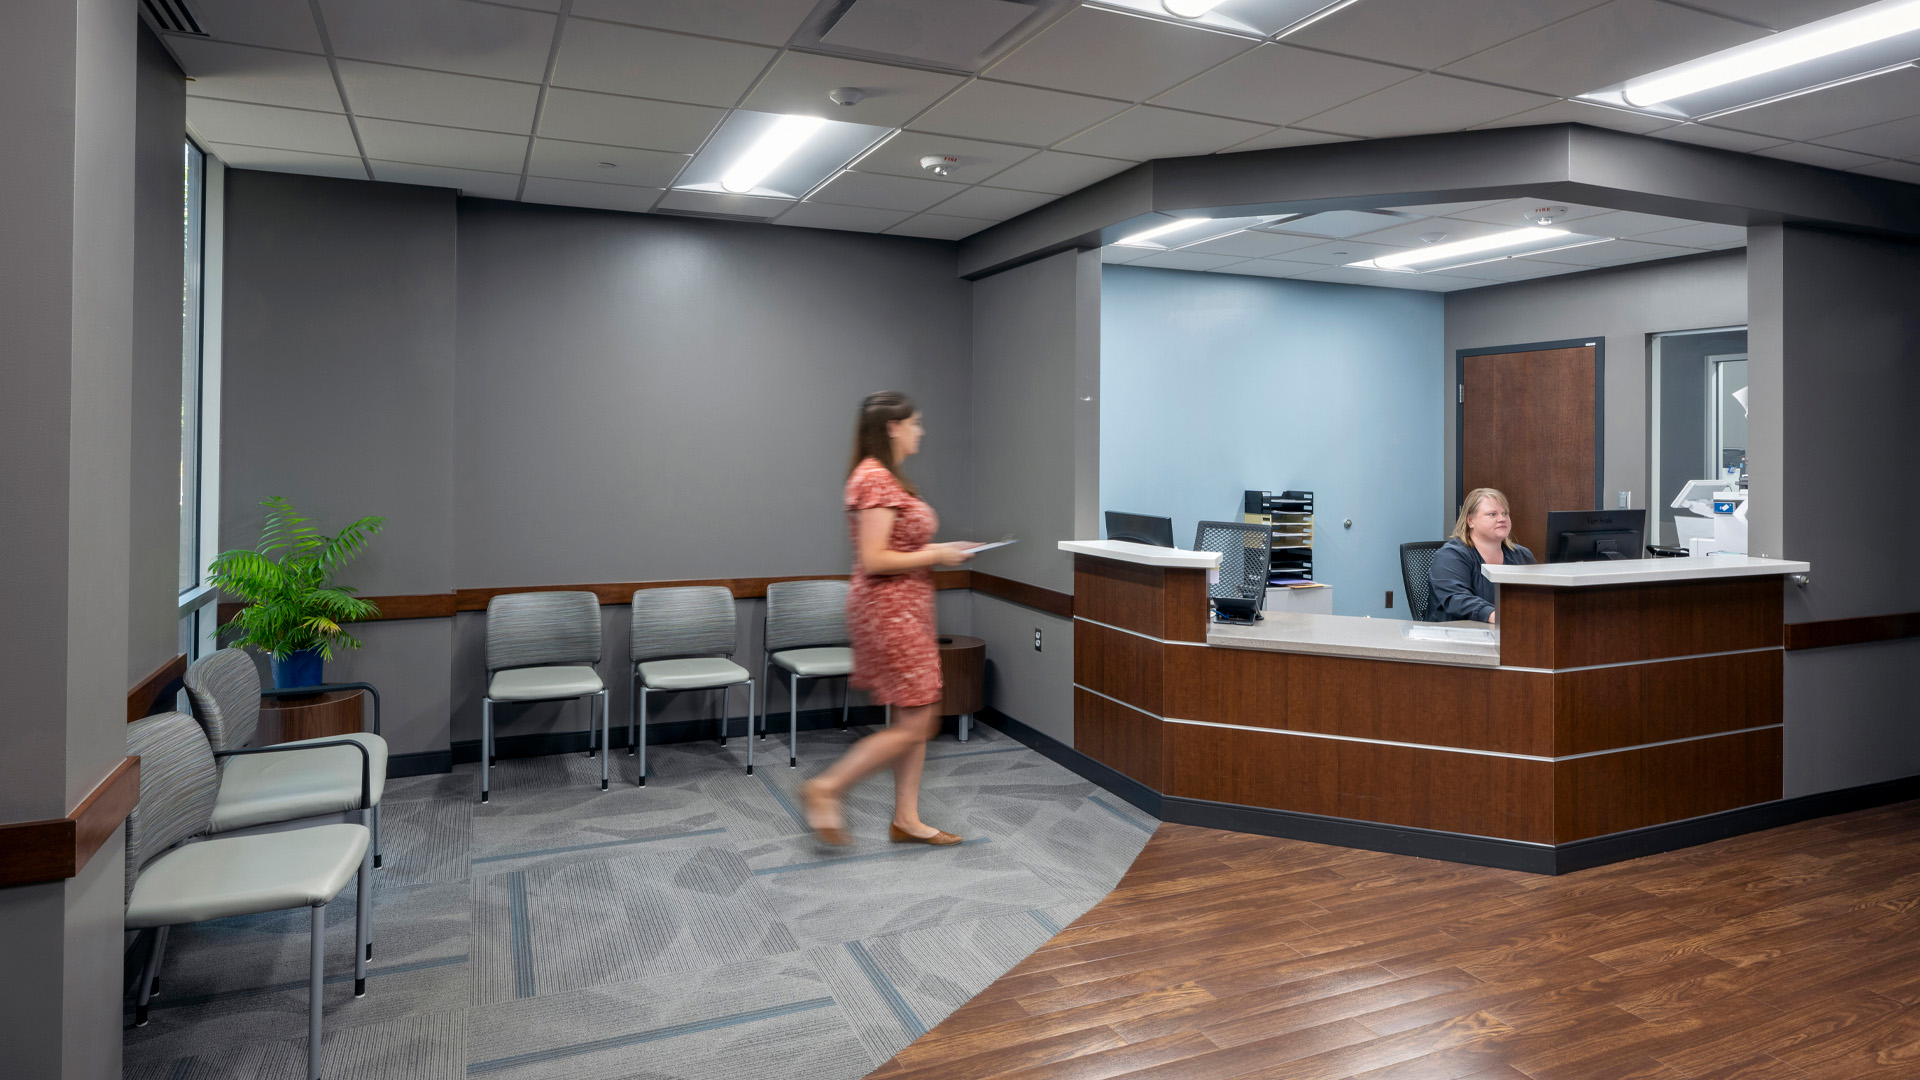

[800,391,974,846]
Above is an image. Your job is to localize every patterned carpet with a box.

[121,721,1159,1079]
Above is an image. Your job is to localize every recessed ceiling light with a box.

[1345,227,1615,273]
[1113,213,1291,248]
[1163,0,1226,17]
[1116,218,1219,247]
[722,115,826,194]
[1088,0,1361,39]
[675,111,891,201]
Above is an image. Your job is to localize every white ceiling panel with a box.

[809,170,968,212]
[337,61,540,133]
[979,150,1135,194]
[983,6,1257,103]
[884,213,998,240]
[1652,124,1787,152]
[1219,127,1358,153]
[1392,273,1495,291]
[1150,45,1414,128]
[654,188,790,218]
[1353,216,1520,248]
[927,185,1054,220]
[1443,199,1614,226]
[1534,237,1695,265]
[1278,239,1406,265]
[1282,0,1609,72]
[1665,0,1868,31]
[739,52,965,128]
[207,142,365,179]
[906,80,1129,147]
[1271,210,1414,237]
[1704,67,1920,142]
[1470,98,1676,135]
[369,160,521,198]
[356,117,529,171]
[552,20,775,106]
[1101,245,1154,263]
[1381,200,1503,217]
[1753,142,1885,170]
[1055,106,1270,160]
[1296,75,1552,139]
[522,176,663,212]
[1291,266,1408,287]
[169,38,343,112]
[1440,0,1768,99]
[1634,222,1746,248]
[536,89,724,154]
[528,138,688,186]
[1573,209,1708,235]
[185,0,323,52]
[850,132,1037,184]
[319,0,557,83]
[568,0,819,45]
[1849,159,1920,183]
[187,99,361,156]
[777,202,914,232]
[1818,115,1920,159]
[1178,229,1329,258]
[1433,256,1589,281]
[1125,250,1252,271]
[1211,259,1319,278]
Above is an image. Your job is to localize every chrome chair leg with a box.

[742,682,754,775]
[627,667,637,756]
[360,808,374,964]
[135,924,169,1026]
[637,687,649,787]
[481,697,493,803]
[598,689,609,790]
[789,670,799,769]
[759,656,770,739]
[717,687,727,745]
[372,803,383,869]
[840,680,849,727]
[308,903,326,1080]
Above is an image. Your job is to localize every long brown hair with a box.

[1451,487,1516,550]
[849,390,919,495]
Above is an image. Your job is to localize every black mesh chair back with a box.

[1195,520,1271,603]
[1400,541,1447,622]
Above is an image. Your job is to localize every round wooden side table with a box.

[937,635,986,742]
[257,691,365,745]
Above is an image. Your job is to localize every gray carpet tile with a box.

[123,731,1156,1079]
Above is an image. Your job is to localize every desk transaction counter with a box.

[1059,539,1811,873]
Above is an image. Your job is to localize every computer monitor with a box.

[1544,509,1647,563]
[1104,510,1175,548]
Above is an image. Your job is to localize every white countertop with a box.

[1207,612,1501,668]
[1058,539,1221,570]
[1481,554,1809,588]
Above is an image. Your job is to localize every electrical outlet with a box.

[1386,590,1393,609]
[1033,627,1042,651]
[1618,490,1631,508]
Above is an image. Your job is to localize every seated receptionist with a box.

[1429,487,1535,624]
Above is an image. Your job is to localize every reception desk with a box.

[1061,539,1811,873]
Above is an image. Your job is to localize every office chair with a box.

[759,579,853,770]
[1195,520,1271,621]
[630,586,755,784]
[1400,541,1447,622]
[482,591,609,801]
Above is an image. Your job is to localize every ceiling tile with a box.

[1817,115,1920,160]
[1470,98,1676,135]
[654,188,790,218]
[337,61,539,133]
[1396,272,1496,291]
[1352,216,1520,248]
[1703,67,1920,143]
[928,185,1054,220]
[528,138,688,186]
[984,5,1257,103]
[1281,239,1407,265]
[1179,229,1329,258]
[319,0,556,82]
[206,141,365,179]
[979,150,1135,194]
[1211,259,1319,278]
[1651,123,1787,152]
[369,160,521,198]
[851,132,1037,185]
[1297,75,1552,139]
[1126,250,1252,271]
[186,0,323,51]
[906,80,1128,147]
[1753,142,1884,170]
[356,117,528,171]
[1218,127,1358,153]
[169,38,342,112]
[884,213,998,240]
[820,0,1037,69]
[1437,256,1588,281]
[1292,266,1409,287]
[1381,200,1503,216]
[1283,0,1608,72]
[778,202,914,232]
[1535,237,1694,265]
[1150,44,1414,127]
[187,99,360,156]
[1664,0,1867,31]
[1270,210,1417,238]
[521,176,663,212]
[1101,245,1154,263]
[1055,106,1271,160]
[1573,209,1707,235]
[568,0,818,45]
[810,170,968,212]
[1849,159,1920,184]
[739,52,965,128]
[552,20,775,106]
[1440,0,1769,98]
[1443,198,1616,227]
[1633,222,1745,248]
[537,89,724,153]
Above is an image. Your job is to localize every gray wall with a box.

[1442,251,1748,529]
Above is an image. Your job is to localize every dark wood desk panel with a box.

[1554,727,1783,843]
[1073,687,1162,790]
[1552,650,1782,756]
[1165,722,1554,844]
[1073,619,1166,717]
[1073,556,1208,642]
[1501,578,1782,669]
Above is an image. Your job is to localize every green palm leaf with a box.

[209,497,385,660]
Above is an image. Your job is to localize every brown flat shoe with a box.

[889,823,962,846]
[799,780,849,847]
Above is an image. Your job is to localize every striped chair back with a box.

[630,586,736,663]
[764,580,851,652]
[486,591,602,672]
[124,713,219,901]
[184,648,264,752]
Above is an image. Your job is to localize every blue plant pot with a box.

[272,649,324,690]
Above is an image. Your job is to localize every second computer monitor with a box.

[1544,509,1647,563]
[1105,510,1175,548]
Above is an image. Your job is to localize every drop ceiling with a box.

[165,0,1920,256]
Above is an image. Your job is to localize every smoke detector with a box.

[828,87,866,106]
[919,154,961,176]
[1522,205,1571,225]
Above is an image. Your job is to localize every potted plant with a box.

[208,496,386,689]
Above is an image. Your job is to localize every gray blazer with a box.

[1428,538,1535,622]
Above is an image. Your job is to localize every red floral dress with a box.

[844,457,943,708]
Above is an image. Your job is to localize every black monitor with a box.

[1544,509,1647,563]
[1105,510,1175,548]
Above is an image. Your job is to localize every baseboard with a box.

[975,708,1162,819]
[447,704,895,767]
[1160,797,1558,873]
[388,749,453,778]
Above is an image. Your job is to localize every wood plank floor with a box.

[867,801,1920,1080]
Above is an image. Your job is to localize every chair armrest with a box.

[261,682,381,736]
[215,739,372,811]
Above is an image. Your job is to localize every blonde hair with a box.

[1451,487,1516,549]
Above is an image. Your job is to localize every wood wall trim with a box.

[1785,611,1920,651]
[127,653,188,723]
[969,570,1072,619]
[0,756,141,888]
[1500,578,1781,669]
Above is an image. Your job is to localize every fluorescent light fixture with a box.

[1113,213,1291,249]
[1692,60,1917,120]
[1117,218,1219,246]
[1163,0,1226,16]
[1086,0,1358,38]
[676,111,891,201]
[1372,227,1570,269]
[721,115,826,193]
[1275,0,1362,38]
[1624,0,1920,106]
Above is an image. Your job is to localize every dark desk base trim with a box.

[977,708,1161,820]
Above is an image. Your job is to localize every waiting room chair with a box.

[126,712,369,1080]
[483,591,610,801]
[758,579,853,769]
[629,586,755,785]
[1400,541,1447,622]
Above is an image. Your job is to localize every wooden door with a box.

[1459,343,1599,559]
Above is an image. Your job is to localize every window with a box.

[178,140,220,662]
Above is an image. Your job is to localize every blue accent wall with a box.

[1101,266,1445,617]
